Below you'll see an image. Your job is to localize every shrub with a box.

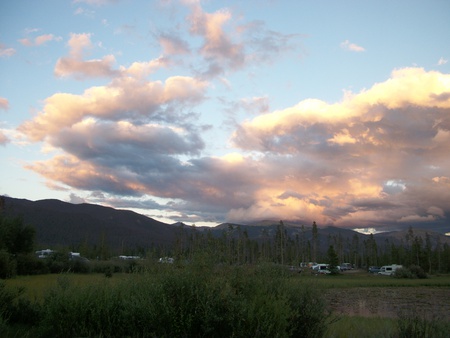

[0,249,16,278]
[397,310,450,338]
[393,267,413,279]
[37,265,329,337]
[394,265,428,279]
[0,281,39,327]
[409,265,427,279]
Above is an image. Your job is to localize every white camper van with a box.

[378,264,402,276]
[311,263,331,274]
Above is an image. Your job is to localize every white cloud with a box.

[340,39,366,52]
[438,57,448,65]
[19,34,62,46]
[0,44,16,57]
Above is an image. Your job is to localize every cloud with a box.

[19,34,62,46]
[227,68,450,226]
[0,97,9,110]
[18,74,208,141]
[438,57,448,66]
[182,1,301,78]
[0,43,16,57]
[159,33,191,56]
[186,2,245,75]
[54,33,170,79]
[0,131,9,145]
[72,0,119,6]
[340,39,366,52]
[19,67,450,228]
[54,33,120,79]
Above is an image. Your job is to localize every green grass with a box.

[324,316,397,338]
[2,269,450,337]
[295,270,450,288]
[3,273,127,302]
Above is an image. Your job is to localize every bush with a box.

[37,265,329,337]
[409,265,427,279]
[397,310,450,338]
[393,267,413,279]
[0,281,39,327]
[394,265,428,279]
[0,250,16,278]
[16,254,49,275]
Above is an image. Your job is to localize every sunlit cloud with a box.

[0,44,16,57]
[19,34,62,46]
[0,97,9,110]
[438,57,448,66]
[72,0,119,6]
[340,39,366,52]
[54,33,119,79]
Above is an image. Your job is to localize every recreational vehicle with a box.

[378,264,402,276]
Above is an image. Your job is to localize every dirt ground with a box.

[324,287,450,319]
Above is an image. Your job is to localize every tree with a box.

[326,245,339,274]
[0,214,36,278]
[312,221,318,262]
[275,220,287,265]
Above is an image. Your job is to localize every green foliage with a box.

[327,245,340,274]
[397,309,450,338]
[34,265,329,337]
[0,215,36,278]
[0,249,16,279]
[0,280,39,328]
[394,265,428,279]
[325,316,397,338]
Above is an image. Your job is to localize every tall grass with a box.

[36,264,330,337]
[324,316,397,338]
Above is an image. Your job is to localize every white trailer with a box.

[378,264,403,276]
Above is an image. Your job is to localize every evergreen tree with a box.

[312,221,318,262]
[326,245,339,274]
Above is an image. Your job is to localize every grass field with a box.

[4,269,450,302]
[2,268,450,337]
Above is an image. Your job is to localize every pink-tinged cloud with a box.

[19,34,62,46]
[18,75,208,141]
[0,97,9,110]
[0,131,9,145]
[0,44,16,57]
[159,34,190,56]
[72,0,118,6]
[340,39,365,52]
[54,33,120,79]
[227,68,450,227]
[20,67,450,229]
[186,2,245,75]
[54,33,170,79]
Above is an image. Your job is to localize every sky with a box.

[1,0,450,234]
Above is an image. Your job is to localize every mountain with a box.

[2,196,449,254]
[1,196,177,251]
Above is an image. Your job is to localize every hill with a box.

[2,196,449,255]
[1,196,176,251]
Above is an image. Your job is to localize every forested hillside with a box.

[2,196,450,273]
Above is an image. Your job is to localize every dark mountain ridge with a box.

[2,196,449,254]
[1,196,176,251]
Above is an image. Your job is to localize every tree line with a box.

[1,203,450,277]
[168,221,450,274]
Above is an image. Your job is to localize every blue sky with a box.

[1,0,450,234]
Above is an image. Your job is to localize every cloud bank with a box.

[18,66,450,230]
[12,1,450,232]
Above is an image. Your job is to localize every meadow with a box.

[2,264,450,337]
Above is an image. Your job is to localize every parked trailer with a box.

[378,264,403,276]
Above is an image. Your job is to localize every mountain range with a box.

[2,196,449,254]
